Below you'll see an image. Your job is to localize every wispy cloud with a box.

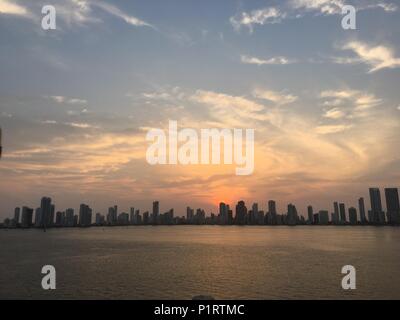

[315,124,352,134]
[320,89,383,115]
[93,1,154,28]
[230,1,397,32]
[289,0,345,15]
[320,90,383,110]
[45,95,88,105]
[230,7,286,32]
[0,0,29,16]
[0,0,153,29]
[289,0,397,15]
[66,122,97,129]
[323,108,346,119]
[240,55,294,66]
[338,41,400,73]
[253,88,298,105]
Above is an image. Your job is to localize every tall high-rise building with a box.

[130,207,135,225]
[287,204,298,226]
[235,201,247,225]
[79,204,92,227]
[318,210,329,225]
[107,206,118,225]
[385,188,400,224]
[333,202,339,221]
[219,202,228,225]
[268,200,277,225]
[55,211,63,226]
[34,207,42,227]
[21,207,33,228]
[307,206,313,224]
[186,207,194,224]
[251,203,258,225]
[348,207,358,225]
[66,208,74,227]
[358,197,367,224]
[339,203,346,223]
[369,188,385,224]
[152,201,159,223]
[40,197,53,228]
[14,207,20,224]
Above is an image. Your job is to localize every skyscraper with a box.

[307,206,313,224]
[186,207,194,224]
[333,202,339,222]
[40,197,52,228]
[152,201,159,223]
[251,203,258,225]
[130,207,135,225]
[369,188,385,224]
[79,204,92,227]
[66,208,74,227]
[34,207,42,227]
[21,206,33,228]
[348,207,358,225]
[14,207,20,224]
[268,200,277,225]
[287,204,298,226]
[385,188,400,224]
[219,202,228,225]
[358,197,367,224]
[235,201,247,225]
[318,210,329,225]
[339,203,346,223]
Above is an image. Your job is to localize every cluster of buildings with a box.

[1,187,400,229]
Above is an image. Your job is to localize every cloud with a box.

[93,1,153,28]
[323,108,346,119]
[1,111,13,118]
[230,7,286,32]
[368,3,398,12]
[320,89,383,112]
[0,0,29,16]
[65,122,97,129]
[320,90,359,99]
[340,41,400,73]
[42,120,58,124]
[315,124,352,134]
[240,55,294,66]
[190,89,279,127]
[192,90,264,113]
[354,94,382,110]
[46,95,87,105]
[289,0,345,15]
[253,88,298,105]
[0,0,153,29]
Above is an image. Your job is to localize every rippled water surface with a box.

[1,226,399,299]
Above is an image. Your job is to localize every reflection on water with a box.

[0,226,399,299]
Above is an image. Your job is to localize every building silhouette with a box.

[369,188,385,225]
[349,207,358,225]
[358,198,367,224]
[339,203,346,224]
[385,188,400,224]
[235,201,247,225]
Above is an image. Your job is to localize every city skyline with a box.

[2,186,400,228]
[1,0,400,219]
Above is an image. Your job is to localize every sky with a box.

[0,0,400,218]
